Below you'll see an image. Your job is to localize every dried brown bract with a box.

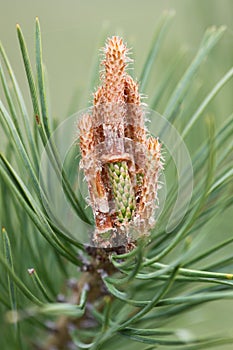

[78,36,163,248]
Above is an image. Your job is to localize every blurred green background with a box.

[1,0,233,348]
[1,0,233,119]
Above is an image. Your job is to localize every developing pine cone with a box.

[78,36,163,248]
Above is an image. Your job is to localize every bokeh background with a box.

[1,0,233,348]
[1,0,233,118]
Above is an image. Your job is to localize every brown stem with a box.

[40,247,122,350]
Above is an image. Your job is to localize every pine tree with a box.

[0,14,233,350]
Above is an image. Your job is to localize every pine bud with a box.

[78,36,163,248]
